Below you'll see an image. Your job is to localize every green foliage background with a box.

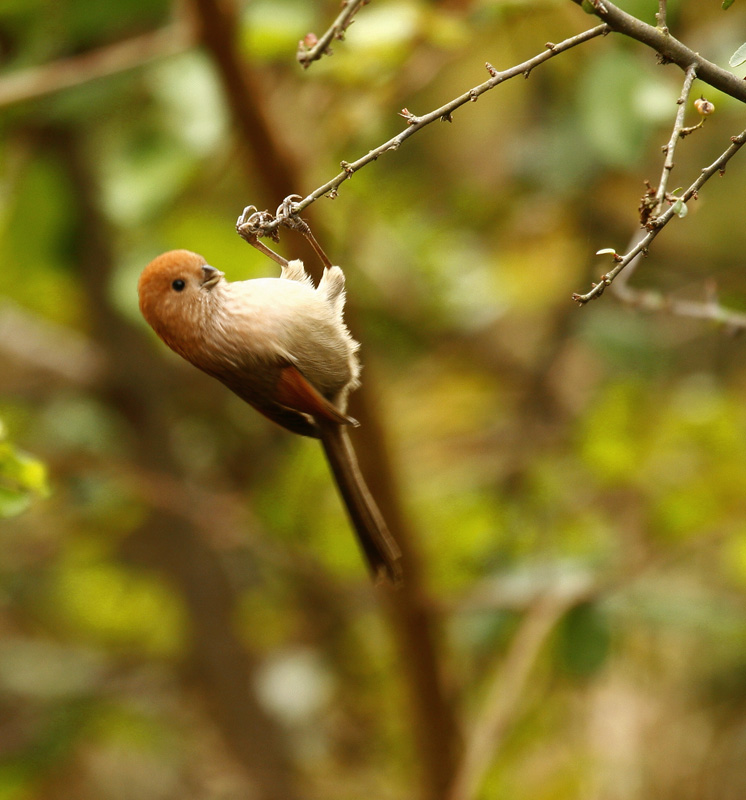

[2,1,746,798]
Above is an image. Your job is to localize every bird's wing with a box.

[275,364,357,427]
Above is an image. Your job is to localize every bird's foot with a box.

[276,196,333,269]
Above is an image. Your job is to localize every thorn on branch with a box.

[399,107,420,124]
[334,19,354,41]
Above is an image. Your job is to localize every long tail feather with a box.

[319,423,402,585]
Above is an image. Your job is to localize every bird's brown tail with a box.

[319,423,403,585]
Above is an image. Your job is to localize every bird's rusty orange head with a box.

[138,249,224,358]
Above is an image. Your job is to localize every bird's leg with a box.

[236,206,288,267]
[276,195,334,269]
[248,237,289,268]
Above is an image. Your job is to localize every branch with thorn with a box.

[573,127,746,306]
[246,1,745,329]
[236,200,334,269]
[653,64,698,216]
[571,0,746,102]
[241,24,609,240]
[297,0,370,69]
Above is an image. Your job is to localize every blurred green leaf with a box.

[556,603,611,678]
[241,0,314,61]
[50,552,186,656]
[0,420,49,518]
[578,49,668,166]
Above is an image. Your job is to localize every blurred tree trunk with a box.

[188,1,463,796]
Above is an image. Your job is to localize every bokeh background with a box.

[2,1,746,799]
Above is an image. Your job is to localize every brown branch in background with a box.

[445,511,742,800]
[297,0,369,69]
[614,265,746,333]
[570,0,746,103]
[0,22,193,109]
[189,2,460,798]
[190,0,298,206]
[573,126,746,305]
[446,595,572,800]
[352,378,462,800]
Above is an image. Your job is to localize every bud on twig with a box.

[694,96,715,116]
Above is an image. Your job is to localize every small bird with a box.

[138,249,402,584]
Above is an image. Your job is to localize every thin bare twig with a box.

[615,270,746,332]
[573,127,746,304]
[610,227,746,333]
[0,22,193,109]
[654,64,697,212]
[244,24,609,238]
[297,0,369,69]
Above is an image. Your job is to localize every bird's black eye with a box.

[172,279,186,292]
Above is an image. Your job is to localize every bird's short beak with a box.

[201,264,224,289]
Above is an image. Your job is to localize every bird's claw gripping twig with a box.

[275,195,304,227]
[276,195,334,269]
[236,196,334,270]
[236,206,288,267]
[236,205,280,242]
